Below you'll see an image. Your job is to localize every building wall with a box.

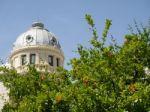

[0,82,9,111]
[10,45,64,73]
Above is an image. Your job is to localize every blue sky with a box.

[0,0,149,69]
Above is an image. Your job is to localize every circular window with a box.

[52,37,56,44]
[49,37,57,46]
[26,35,33,43]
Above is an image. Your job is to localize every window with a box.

[49,37,57,46]
[30,54,36,64]
[48,55,53,66]
[26,35,33,43]
[21,55,26,65]
[56,58,60,67]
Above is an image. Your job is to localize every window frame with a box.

[21,55,27,65]
[30,54,36,64]
[48,55,53,66]
[56,58,60,67]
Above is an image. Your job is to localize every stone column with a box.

[18,55,21,67]
[36,53,39,64]
[60,59,62,67]
[53,56,56,67]
[27,53,30,65]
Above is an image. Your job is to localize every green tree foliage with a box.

[0,15,150,112]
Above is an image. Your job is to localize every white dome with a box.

[13,22,61,50]
[10,22,64,73]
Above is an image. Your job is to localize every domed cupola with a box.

[13,22,61,50]
[10,22,64,73]
[32,22,44,28]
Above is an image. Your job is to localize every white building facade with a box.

[9,22,64,73]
